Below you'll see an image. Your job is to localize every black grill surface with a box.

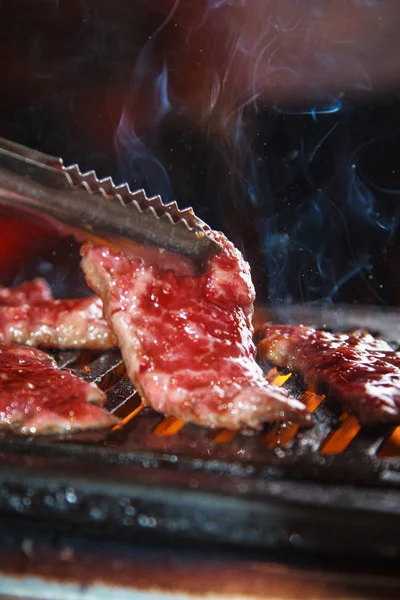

[1,304,400,558]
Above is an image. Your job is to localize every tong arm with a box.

[0,139,221,273]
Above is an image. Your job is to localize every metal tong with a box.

[0,138,221,272]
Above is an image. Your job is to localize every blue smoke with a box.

[114,58,173,200]
[111,0,400,306]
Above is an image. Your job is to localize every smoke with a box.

[3,1,400,305]
[114,61,173,200]
[111,0,400,306]
[274,100,343,120]
[12,237,91,299]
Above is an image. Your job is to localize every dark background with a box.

[1,0,400,305]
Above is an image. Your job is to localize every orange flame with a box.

[153,416,185,436]
[320,413,361,455]
[112,403,144,430]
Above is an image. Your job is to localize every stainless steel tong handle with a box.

[0,138,221,272]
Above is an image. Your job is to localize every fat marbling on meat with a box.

[257,324,400,425]
[0,278,52,305]
[0,280,116,349]
[81,231,311,431]
[0,343,118,434]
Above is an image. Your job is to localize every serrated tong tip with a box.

[0,137,220,272]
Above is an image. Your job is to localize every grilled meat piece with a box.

[0,278,52,305]
[81,232,311,430]
[0,280,116,349]
[0,343,118,434]
[257,324,400,425]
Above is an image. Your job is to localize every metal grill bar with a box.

[1,340,400,558]
[50,347,400,463]
[0,309,398,557]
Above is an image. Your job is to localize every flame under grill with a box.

[53,346,400,459]
[1,308,400,558]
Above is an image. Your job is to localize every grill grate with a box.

[30,344,400,468]
[62,347,399,459]
[0,308,400,557]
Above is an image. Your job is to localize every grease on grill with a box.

[50,346,400,460]
[75,349,125,388]
[106,377,137,413]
